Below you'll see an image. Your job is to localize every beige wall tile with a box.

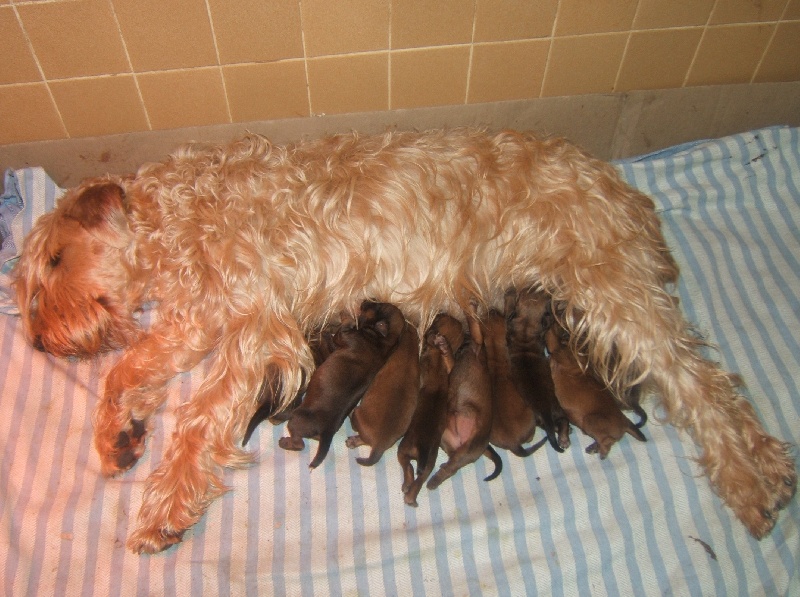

[785,0,800,19]
[754,22,800,82]
[0,84,66,144]
[542,33,627,97]
[0,8,40,84]
[710,0,786,24]
[468,40,549,103]
[474,0,557,41]
[137,69,229,130]
[113,0,217,71]
[308,53,388,115]
[207,0,303,64]
[392,0,474,49]
[616,28,703,91]
[687,24,775,86]
[18,0,129,79]
[301,0,389,57]
[555,0,638,36]
[50,76,149,138]
[391,47,469,109]
[223,61,309,122]
[634,0,715,29]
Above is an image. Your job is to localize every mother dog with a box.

[13,129,796,553]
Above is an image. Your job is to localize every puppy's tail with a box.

[483,446,503,481]
[632,404,648,428]
[243,402,272,446]
[309,433,334,469]
[510,433,549,457]
[356,447,387,467]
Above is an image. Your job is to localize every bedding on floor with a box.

[1,126,798,596]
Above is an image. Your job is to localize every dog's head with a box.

[13,179,140,358]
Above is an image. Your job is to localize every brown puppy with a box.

[483,309,548,457]
[505,288,571,452]
[346,305,420,466]
[427,303,502,490]
[398,314,463,506]
[278,304,401,468]
[242,326,339,445]
[545,315,646,458]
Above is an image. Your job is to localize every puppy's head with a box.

[504,287,550,345]
[13,180,139,358]
[357,301,406,348]
[428,313,463,352]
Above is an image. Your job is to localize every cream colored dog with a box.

[13,129,796,553]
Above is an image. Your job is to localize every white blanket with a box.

[1,127,798,595]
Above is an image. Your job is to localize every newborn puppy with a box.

[346,304,420,466]
[544,315,646,459]
[427,302,502,490]
[243,326,339,445]
[278,304,401,468]
[483,310,548,457]
[505,288,571,452]
[398,314,463,506]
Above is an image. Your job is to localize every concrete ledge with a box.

[1,82,799,188]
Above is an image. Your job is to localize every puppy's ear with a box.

[66,183,131,248]
[503,288,517,319]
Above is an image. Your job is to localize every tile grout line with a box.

[749,0,791,84]
[682,0,719,87]
[538,0,563,98]
[387,1,392,111]
[612,0,643,92]
[202,0,233,124]
[463,0,478,105]
[297,0,314,117]
[10,2,69,139]
[107,0,152,131]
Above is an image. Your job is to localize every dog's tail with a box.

[483,446,503,481]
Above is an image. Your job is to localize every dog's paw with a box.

[127,525,184,555]
[98,418,148,476]
[753,439,797,512]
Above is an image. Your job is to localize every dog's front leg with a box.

[94,332,208,477]
[125,347,262,554]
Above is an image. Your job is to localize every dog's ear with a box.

[66,183,131,248]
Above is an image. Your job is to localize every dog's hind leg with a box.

[648,332,797,538]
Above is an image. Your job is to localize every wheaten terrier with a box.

[13,129,796,554]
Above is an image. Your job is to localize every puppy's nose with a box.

[32,335,46,352]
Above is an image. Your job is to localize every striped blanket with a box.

[1,127,798,595]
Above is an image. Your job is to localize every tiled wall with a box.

[1,0,799,146]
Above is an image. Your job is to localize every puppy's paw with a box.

[278,436,305,451]
[345,434,364,449]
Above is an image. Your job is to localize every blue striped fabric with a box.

[0,127,798,595]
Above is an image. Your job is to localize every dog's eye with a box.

[49,252,62,268]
